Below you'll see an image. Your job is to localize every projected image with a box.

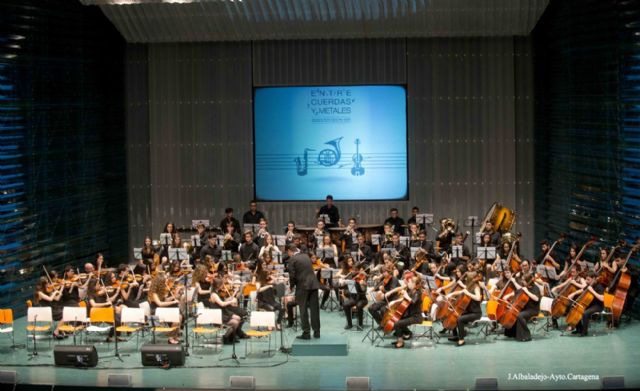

[254,85,407,201]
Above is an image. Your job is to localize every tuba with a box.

[480,202,516,242]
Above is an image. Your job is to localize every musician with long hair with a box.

[565,272,605,337]
[255,264,283,329]
[389,274,423,349]
[444,267,482,347]
[210,278,246,344]
[34,277,64,339]
[503,273,541,342]
[148,273,181,344]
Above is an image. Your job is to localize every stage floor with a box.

[1,308,638,390]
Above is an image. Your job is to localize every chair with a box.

[411,312,439,345]
[593,292,615,333]
[116,307,146,347]
[25,307,53,348]
[244,311,275,358]
[58,307,88,342]
[85,307,115,344]
[472,301,498,339]
[0,309,16,347]
[153,307,180,336]
[192,308,222,351]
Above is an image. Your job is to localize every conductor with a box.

[286,244,321,339]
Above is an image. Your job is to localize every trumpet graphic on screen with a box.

[294,148,314,176]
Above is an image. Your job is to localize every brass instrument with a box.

[480,202,516,241]
[438,218,457,237]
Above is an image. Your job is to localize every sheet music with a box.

[371,234,381,245]
[191,219,210,229]
[191,235,201,248]
[133,248,142,260]
[273,235,287,247]
[221,250,232,261]
[476,246,496,260]
[159,233,172,245]
[451,245,463,258]
[416,213,433,225]
[399,236,410,247]
[410,247,420,259]
[319,214,331,224]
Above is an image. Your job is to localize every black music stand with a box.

[27,314,50,360]
[361,310,385,346]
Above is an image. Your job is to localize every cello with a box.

[610,240,640,324]
[596,242,623,286]
[381,286,410,334]
[437,272,482,330]
[489,272,515,321]
[498,274,536,329]
[541,233,567,268]
[564,276,599,328]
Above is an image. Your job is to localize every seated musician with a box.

[594,248,617,286]
[194,223,207,252]
[479,221,501,246]
[535,240,560,270]
[284,221,297,246]
[368,266,401,325]
[411,249,430,275]
[60,265,81,307]
[408,223,420,244]
[406,206,420,228]
[219,207,241,234]
[117,264,142,309]
[255,262,284,329]
[160,222,176,258]
[148,273,182,344]
[387,233,410,272]
[254,218,270,248]
[495,240,522,271]
[209,278,248,344]
[390,273,424,348]
[238,231,260,266]
[141,236,157,266]
[613,254,639,322]
[87,273,124,342]
[444,233,471,276]
[502,273,541,342]
[381,223,394,247]
[258,233,281,261]
[441,267,482,346]
[340,261,368,330]
[200,234,222,262]
[192,265,213,308]
[353,234,373,265]
[34,276,64,339]
[223,223,241,253]
[341,218,360,253]
[565,272,606,336]
[550,266,584,328]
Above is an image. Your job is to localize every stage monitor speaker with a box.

[229,376,256,390]
[475,377,498,390]
[53,345,98,367]
[0,370,17,385]
[140,343,185,367]
[346,377,370,390]
[602,376,625,389]
[108,374,132,387]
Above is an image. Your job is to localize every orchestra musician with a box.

[442,267,482,347]
[284,221,297,246]
[340,261,368,330]
[283,234,307,267]
[565,272,606,337]
[341,218,360,253]
[390,273,424,349]
[594,247,617,287]
[384,208,405,234]
[34,276,64,339]
[316,194,340,228]
[255,261,284,329]
[223,223,241,253]
[479,221,501,246]
[219,207,241,234]
[148,273,181,344]
[242,200,265,226]
[353,234,373,265]
[141,236,157,266]
[160,222,176,257]
[368,265,401,325]
[536,240,560,270]
[444,233,471,276]
[238,231,260,266]
[386,233,410,272]
[550,266,584,328]
[503,273,541,342]
[254,218,270,247]
[258,233,281,261]
[194,223,207,252]
[191,265,213,308]
[406,206,421,229]
[209,278,247,344]
[60,265,80,307]
[87,273,124,342]
[117,264,143,308]
[318,235,339,268]
[199,233,222,263]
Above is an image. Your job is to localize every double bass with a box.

[610,240,640,323]
[596,242,622,286]
[541,233,567,268]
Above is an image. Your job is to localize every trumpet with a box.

[438,218,457,237]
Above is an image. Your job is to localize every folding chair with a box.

[116,307,146,348]
[85,307,115,345]
[138,301,151,337]
[0,309,17,348]
[192,308,222,352]
[244,311,275,358]
[153,307,180,338]
[58,307,88,343]
[25,307,53,349]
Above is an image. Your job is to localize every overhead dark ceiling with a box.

[79,0,549,43]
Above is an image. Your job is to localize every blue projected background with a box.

[254,85,408,200]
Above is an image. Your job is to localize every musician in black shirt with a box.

[567,272,605,337]
[200,234,222,261]
[219,207,241,234]
[384,208,405,234]
[406,206,421,228]
[503,273,541,342]
[479,221,501,247]
[368,266,401,324]
[242,200,265,225]
[238,231,260,265]
[341,218,360,252]
[353,234,373,265]
[444,233,471,276]
[316,195,340,228]
[389,233,410,271]
[391,274,424,348]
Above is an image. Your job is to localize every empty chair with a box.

[116,307,146,347]
[244,311,276,358]
[85,307,116,344]
[0,309,16,347]
[192,308,223,351]
[58,306,88,342]
[25,307,53,348]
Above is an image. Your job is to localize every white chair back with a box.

[138,301,151,318]
[62,306,88,323]
[540,296,554,313]
[487,278,499,289]
[250,311,276,328]
[429,303,438,321]
[196,308,223,326]
[27,307,53,323]
[187,287,197,302]
[155,307,180,323]
[121,307,146,324]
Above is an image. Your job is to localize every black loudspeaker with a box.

[602,376,625,389]
[53,345,98,367]
[475,377,498,390]
[140,343,185,366]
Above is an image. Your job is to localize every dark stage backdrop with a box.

[126,37,535,257]
[0,0,127,313]
[533,0,640,314]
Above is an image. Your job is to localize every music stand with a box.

[221,250,232,262]
[216,235,224,247]
[451,245,463,259]
[160,233,172,247]
[476,247,496,260]
[243,224,260,234]
[274,235,286,247]
[494,259,508,272]
[133,248,143,260]
[191,235,201,248]
[536,265,558,281]
[371,234,381,246]
[169,248,189,264]
[410,247,420,260]
[320,268,340,311]
[273,252,283,264]
[191,219,210,229]
[319,214,331,225]
[416,213,433,230]
[399,236,410,247]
